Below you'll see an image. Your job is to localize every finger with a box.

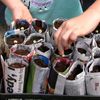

[56,21,72,55]
[57,30,64,56]
[64,41,72,50]
[63,30,78,49]
[27,18,33,24]
[23,13,33,24]
[67,33,77,47]
[61,29,73,49]
[64,31,78,50]
[57,42,64,56]
[56,25,67,56]
[54,23,64,46]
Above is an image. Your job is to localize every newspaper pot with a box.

[36,42,54,59]
[4,30,26,49]
[65,61,86,96]
[10,19,31,36]
[32,19,50,42]
[53,18,65,31]
[92,47,100,59]
[92,34,100,48]
[26,55,50,93]
[73,40,91,63]
[54,47,73,59]
[24,33,45,48]
[47,57,72,94]
[78,37,93,49]
[50,18,65,46]
[10,44,33,61]
[3,55,29,93]
[51,47,73,63]
[86,58,100,95]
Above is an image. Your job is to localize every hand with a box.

[12,3,33,24]
[54,13,100,55]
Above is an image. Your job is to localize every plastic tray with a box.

[0,93,100,100]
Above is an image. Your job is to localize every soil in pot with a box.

[10,63,26,68]
[6,35,25,45]
[54,61,70,73]
[38,44,49,52]
[14,49,30,56]
[34,58,48,68]
[25,36,44,45]
[67,65,83,80]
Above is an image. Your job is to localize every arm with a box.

[54,0,100,55]
[1,0,33,23]
[1,0,23,11]
[82,0,100,24]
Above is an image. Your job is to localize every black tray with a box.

[0,93,100,100]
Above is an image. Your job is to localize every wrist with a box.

[82,9,100,25]
[82,0,100,25]
[10,1,25,12]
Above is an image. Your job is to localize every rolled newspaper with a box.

[3,55,28,93]
[36,42,54,59]
[86,58,100,95]
[10,19,31,36]
[4,30,26,49]
[26,55,50,93]
[50,18,65,46]
[10,44,33,61]
[47,57,72,94]
[65,60,85,96]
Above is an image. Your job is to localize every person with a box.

[1,0,100,56]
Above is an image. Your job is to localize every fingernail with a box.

[59,51,64,56]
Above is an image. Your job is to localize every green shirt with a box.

[5,0,83,25]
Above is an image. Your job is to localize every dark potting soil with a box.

[67,65,83,80]
[64,48,73,55]
[96,41,100,48]
[34,59,48,68]
[10,63,26,68]
[94,52,100,58]
[16,19,30,29]
[32,20,47,33]
[55,61,70,73]
[55,49,72,56]
[54,20,63,29]
[33,26,46,33]
[91,65,100,73]
[25,36,43,45]
[77,48,86,54]
[38,44,49,52]
[14,49,30,56]
[6,35,25,45]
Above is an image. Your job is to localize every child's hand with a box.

[12,3,33,24]
[54,12,100,55]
